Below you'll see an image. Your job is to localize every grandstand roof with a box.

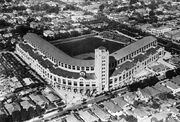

[19,43,95,79]
[23,33,156,68]
[110,36,156,60]
[23,33,94,67]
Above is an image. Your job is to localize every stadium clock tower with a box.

[95,46,109,93]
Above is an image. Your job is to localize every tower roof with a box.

[98,46,106,50]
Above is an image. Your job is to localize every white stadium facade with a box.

[16,33,165,95]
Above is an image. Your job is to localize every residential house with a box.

[132,108,149,121]
[143,87,161,97]
[78,110,99,122]
[112,96,130,110]
[123,92,138,104]
[65,114,81,122]
[153,82,172,93]
[102,100,123,116]
[171,75,180,86]
[91,104,111,122]
[163,81,180,94]
[136,88,151,102]
[4,102,21,115]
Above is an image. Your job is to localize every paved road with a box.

[32,87,128,122]
[7,51,128,122]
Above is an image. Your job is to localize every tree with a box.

[6,115,12,122]
[149,76,159,86]
[126,115,137,122]
[165,70,176,79]
[20,109,28,121]
[0,113,7,122]
[151,101,160,109]
[99,4,105,11]
[35,105,44,116]
[28,107,35,119]
[175,68,180,75]
[12,111,21,122]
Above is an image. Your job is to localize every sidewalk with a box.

[53,87,86,108]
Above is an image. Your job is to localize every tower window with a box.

[81,67,84,71]
[63,79,66,84]
[68,80,72,85]
[58,78,61,83]
[92,84,96,87]
[80,82,83,86]
[114,78,117,83]
[91,67,94,70]
[119,76,122,81]
[86,67,89,71]
[68,65,71,69]
[77,66,80,70]
[74,81,77,86]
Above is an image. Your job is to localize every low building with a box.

[132,108,149,121]
[43,30,55,37]
[148,26,172,36]
[91,104,111,122]
[123,92,138,104]
[4,102,21,115]
[65,114,81,122]
[29,94,49,108]
[136,88,151,102]
[153,82,172,93]
[102,101,123,116]
[143,87,161,97]
[171,76,180,86]
[112,96,130,110]
[20,100,35,110]
[163,81,180,94]
[23,78,34,85]
[78,110,99,122]
[164,29,180,45]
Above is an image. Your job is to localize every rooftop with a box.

[91,104,110,121]
[138,88,151,98]
[171,76,180,86]
[143,87,161,97]
[65,114,80,122]
[104,100,123,113]
[20,100,34,110]
[19,43,95,79]
[29,94,47,107]
[111,46,160,76]
[133,108,149,118]
[24,33,94,67]
[111,61,135,76]
[153,83,172,93]
[112,96,128,108]
[78,110,99,122]
[110,36,156,60]
[4,102,21,115]
[44,92,59,102]
[165,81,180,90]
